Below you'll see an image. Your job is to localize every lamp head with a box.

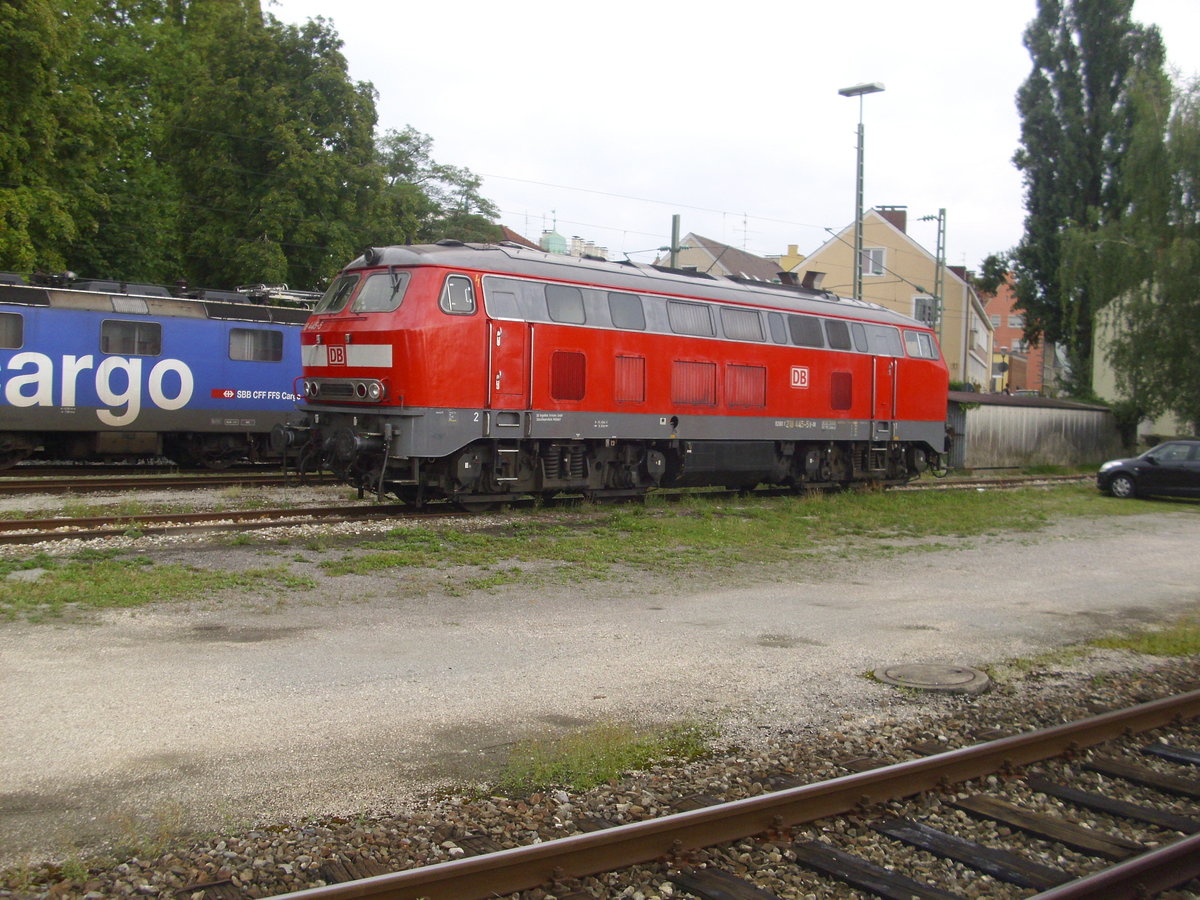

[838,82,885,97]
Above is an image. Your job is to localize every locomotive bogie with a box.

[290,242,951,504]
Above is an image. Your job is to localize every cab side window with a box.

[440,275,476,314]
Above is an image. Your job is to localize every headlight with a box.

[367,382,382,401]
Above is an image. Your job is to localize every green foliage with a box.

[1008,0,1167,394]
[1072,78,1200,433]
[495,722,711,795]
[0,2,501,287]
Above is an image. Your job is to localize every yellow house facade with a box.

[788,208,994,388]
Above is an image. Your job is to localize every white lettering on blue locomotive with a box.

[0,352,195,426]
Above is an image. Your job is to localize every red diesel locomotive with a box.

[277,241,949,506]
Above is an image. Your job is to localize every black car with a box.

[1097,439,1200,499]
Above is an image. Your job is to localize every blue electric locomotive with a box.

[0,274,311,467]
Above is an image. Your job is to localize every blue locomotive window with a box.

[767,312,787,344]
[787,314,824,347]
[230,328,283,362]
[607,292,645,330]
[353,271,410,313]
[667,301,714,337]
[315,274,359,314]
[101,320,161,355]
[546,284,585,324]
[0,312,21,349]
[439,275,475,314]
[720,307,764,342]
[824,319,853,351]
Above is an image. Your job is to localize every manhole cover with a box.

[873,664,991,695]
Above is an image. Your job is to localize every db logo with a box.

[790,366,810,389]
[327,345,347,366]
[211,388,236,399]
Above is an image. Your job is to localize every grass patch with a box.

[1091,616,1200,656]
[321,482,1158,589]
[0,556,313,621]
[494,721,711,795]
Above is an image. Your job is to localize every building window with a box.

[229,328,283,362]
[861,247,885,276]
[989,313,1001,327]
[0,312,22,349]
[913,296,935,327]
[1008,314,1024,329]
[101,320,161,355]
[550,351,585,400]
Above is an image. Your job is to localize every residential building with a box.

[790,207,993,388]
[981,275,1057,394]
[655,233,784,281]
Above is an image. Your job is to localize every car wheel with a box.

[1109,472,1137,499]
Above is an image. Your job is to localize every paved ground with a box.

[2,508,1198,867]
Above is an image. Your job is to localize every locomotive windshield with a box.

[353,271,410,312]
[314,274,359,314]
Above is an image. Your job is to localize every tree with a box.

[1074,78,1200,432]
[167,5,382,289]
[370,126,500,246]
[1008,0,1166,396]
[0,0,105,272]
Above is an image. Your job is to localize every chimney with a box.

[801,271,826,291]
[877,205,907,233]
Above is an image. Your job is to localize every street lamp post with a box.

[838,81,885,302]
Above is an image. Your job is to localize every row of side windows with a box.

[550,349,854,411]
[481,275,936,360]
[0,312,284,361]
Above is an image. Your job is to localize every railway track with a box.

[256,689,1200,900]
[0,474,1093,545]
[0,471,335,494]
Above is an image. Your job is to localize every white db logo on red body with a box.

[790,366,810,389]
[327,345,347,366]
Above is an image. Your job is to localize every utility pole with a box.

[669,214,681,269]
[919,208,946,342]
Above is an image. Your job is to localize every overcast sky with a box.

[268,0,1199,273]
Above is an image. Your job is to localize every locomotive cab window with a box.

[863,324,903,357]
[439,275,476,314]
[315,274,359,314]
[546,284,585,324]
[0,312,22,349]
[101,320,161,355]
[230,328,284,362]
[904,330,937,359]
[767,312,788,344]
[353,271,410,313]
